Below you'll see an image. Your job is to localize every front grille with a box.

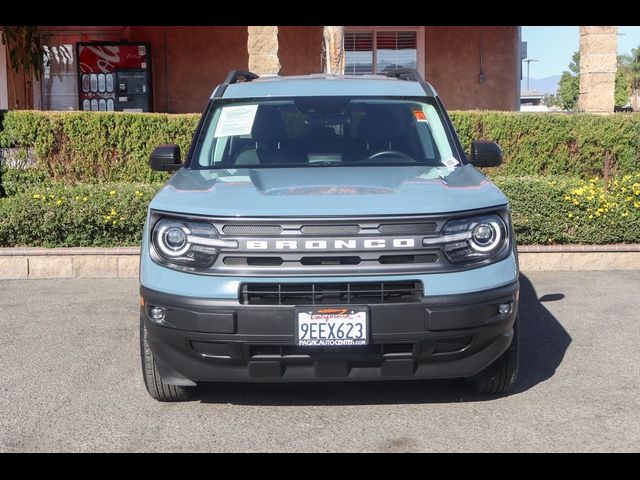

[222,225,283,235]
[300,225,361,235]
[379,223,437,234]
[240,280,424,305]
[184,214,457,276]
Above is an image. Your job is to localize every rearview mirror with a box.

[149,144,182,171]
[470,140,503,168]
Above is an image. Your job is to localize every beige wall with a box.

[425,26,520,111]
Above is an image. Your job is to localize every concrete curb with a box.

[1,245,639,279]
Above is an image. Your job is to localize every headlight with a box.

[151,218,237,269]
[423,213,509,263]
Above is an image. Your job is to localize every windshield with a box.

[191,96,462,169]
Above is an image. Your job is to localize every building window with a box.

[345,29,420,76]
[42,43,78,110]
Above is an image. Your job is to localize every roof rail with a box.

[223,69,260,85]
[384,68,423,83]
[384,68,434,97]
[214,70,260,98]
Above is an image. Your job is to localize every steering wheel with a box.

[366,150,414,161]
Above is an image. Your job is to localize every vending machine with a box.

[76,42,152,112]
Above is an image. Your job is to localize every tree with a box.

[0,26,47,109]
[615,65,631,108]
[625,46,640,109]
[542,93,558,107]
[557,51,580,111]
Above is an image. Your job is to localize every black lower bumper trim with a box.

[140,281,519,384]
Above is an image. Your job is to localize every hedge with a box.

[0,182,162,247]
[1,175,639,247]
[450,111,640,178]
[0,111,199,184]
[1,110,639,185]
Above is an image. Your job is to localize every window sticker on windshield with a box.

[413,110,428,122]
[444,157,459,168]
[214,105,259,138]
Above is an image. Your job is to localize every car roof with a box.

[212,74,435,99]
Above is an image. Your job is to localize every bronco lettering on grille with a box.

[245,238,416,250]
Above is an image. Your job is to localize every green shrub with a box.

[0,182,162,247]
[0,167,52,196]
[494,174,640,244]
[0,111,199,184]
[1,111,640,190]
[1,177,639,247]
[450,111,640,178]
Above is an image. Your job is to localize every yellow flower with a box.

[56,199,62,206]
[83,197,88,202]
[110,209,117,216]
[563,195,571,201]
[49,194,54,198]
[622,211,629,217]
[109,190,116,196]
[568,213,573,218]
[75,196,80,201]
[33,194,40,199]
[112,220,117,225]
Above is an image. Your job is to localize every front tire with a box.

[469,316,519,394]
[140,318,195,402]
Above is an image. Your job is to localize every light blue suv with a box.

[139,69,519,401]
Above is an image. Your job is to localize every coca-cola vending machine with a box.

[76,42,152,112]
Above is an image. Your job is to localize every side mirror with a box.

[470,140,503,168]
[149,144,182,171]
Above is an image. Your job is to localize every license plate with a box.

[295,307,368,346]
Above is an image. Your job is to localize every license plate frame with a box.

[295,306,369,346]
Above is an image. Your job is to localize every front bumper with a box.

[140,280,519,384]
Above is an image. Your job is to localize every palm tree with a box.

[629,46,640,109]
[0,26,47,109]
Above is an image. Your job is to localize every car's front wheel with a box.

[140,318,196,402]
[469,316,519,394]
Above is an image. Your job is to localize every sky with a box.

[521,26,640,79]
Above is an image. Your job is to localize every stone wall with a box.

[247,26,281,76]
[578,26,617,114]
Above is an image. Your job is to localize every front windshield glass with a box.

[192,96,461,169]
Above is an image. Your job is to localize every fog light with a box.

[497,303,512,315]
[149,307,165,321]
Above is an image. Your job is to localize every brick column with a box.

[247,26,280,76]
[578,26,617,114]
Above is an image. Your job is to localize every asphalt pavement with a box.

[0,271,638,452]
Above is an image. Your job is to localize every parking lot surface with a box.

[0,271,638,452]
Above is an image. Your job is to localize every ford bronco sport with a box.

[140,69,519,401]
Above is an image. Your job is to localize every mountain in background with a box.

[521,75,561,95]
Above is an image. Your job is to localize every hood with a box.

[149,165,508,217]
